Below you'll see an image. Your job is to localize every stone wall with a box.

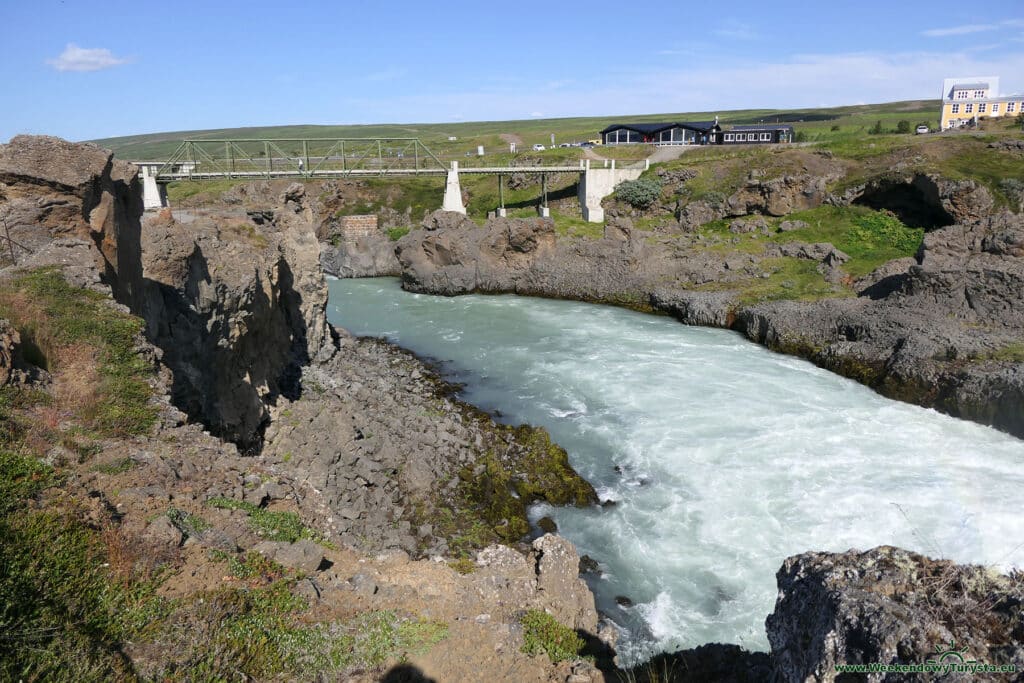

[335,214,378,242]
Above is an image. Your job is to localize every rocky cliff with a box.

[141,207,334,449]
[767,546,1024,682]
[0,135,145,310]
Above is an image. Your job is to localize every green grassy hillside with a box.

[92,100,944,160]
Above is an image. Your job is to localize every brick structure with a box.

[333,214,378,243]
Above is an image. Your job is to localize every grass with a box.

[207,496,320,544]
[0,449,171,681]
[519,609,585,664]
[0,267,157,439]
[688,205,924,304]
[92,456,137,475]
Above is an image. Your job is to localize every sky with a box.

[1,0,1023,141]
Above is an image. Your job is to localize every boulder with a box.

[253,539,325,573]
[767,546,1024,682]
[531,534,598,632]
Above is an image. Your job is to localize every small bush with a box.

[869,120,885,135]
[387,226,411,241]
[207,496,315,543]
[851,210,924,252]
[999,178,1024,212]
[615,178,663,210]
[896,120,911,134]
[520,609,585,663]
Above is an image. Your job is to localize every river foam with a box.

[327,277,1024,665]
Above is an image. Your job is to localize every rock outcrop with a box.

[141,209,334,449]
[0,135,145,310]
[767,546,1024,682]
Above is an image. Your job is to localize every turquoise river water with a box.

[326,277,1024,664]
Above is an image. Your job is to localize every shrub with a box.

[896,120,911,134]
[830,125,841,132]
[520,609,585,663]
[615,178,663,210]
[387,226,411,241]
[869,121,885,135]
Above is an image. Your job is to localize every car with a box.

[531,144,546,151]
[916,125,930,135]
[580,142,594,148]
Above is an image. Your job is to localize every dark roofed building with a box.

[600,120,722,145]
[722,124,794,144]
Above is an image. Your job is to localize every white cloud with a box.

[713,24,758,40]
[47,44,130,72]
[924,18,1024,37]
[333,49,1024,125]
[923,23,998,37]
[364,67,407,82]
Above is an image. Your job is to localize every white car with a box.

[915,125,930,135]
[531,144,546,151]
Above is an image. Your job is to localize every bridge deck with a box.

[154,166,587,182]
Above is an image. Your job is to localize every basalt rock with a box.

[767,546,1024,682]
[725,173,833,218]
[0,135,145,311]
[141,209,334,449]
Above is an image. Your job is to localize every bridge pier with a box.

[136,163,169,210]
[441,162,466,214]
[578,159,646,222]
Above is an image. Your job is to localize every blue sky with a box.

[1,0,1022,141]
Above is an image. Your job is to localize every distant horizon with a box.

[2,0,1021,142]
[84,97,943,145]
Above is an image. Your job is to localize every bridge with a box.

[135,138,647,222]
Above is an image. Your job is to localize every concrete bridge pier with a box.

[136,163,169,210]
[442,161,466,214]
[578,159,646,222]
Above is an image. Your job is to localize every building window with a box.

[955,90,968,99]
[724,133,734,141]
[746,133,755,141]
[965,103,974,113]
[974,90,985,98]
[759,132,771,141]
[1008,102,1017,113]
[991,103,1000,114]
[978,103,987,113]
[951,103,960,114]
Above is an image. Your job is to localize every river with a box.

[326,276,1024,665]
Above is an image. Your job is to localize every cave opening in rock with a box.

[852,181,955,230]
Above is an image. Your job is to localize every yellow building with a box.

[940,77,1024,130]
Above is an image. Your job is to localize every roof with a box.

[599,120,721,135]
[729,124,794,132]
[951,82,989,90]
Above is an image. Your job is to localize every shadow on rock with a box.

[380,664,437,683]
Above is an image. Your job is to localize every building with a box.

[722,124,794,144]
[940,77,1024,129]
[600,120,722,145]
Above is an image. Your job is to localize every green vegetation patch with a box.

[615,177,664,209]
[0,267,157,438]
[520,609,585,663]
[0,450,170,681]
[207,496,318,543]
[456,425,597,544]
[387,226,411,241]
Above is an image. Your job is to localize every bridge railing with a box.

[155,138,449,180]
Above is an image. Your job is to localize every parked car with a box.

[531,144,546,151]
[580,142,594,148]
[916,125,930,134]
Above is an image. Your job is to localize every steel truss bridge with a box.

[152,138,585,181]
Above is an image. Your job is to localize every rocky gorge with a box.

[1,134,1022,681]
